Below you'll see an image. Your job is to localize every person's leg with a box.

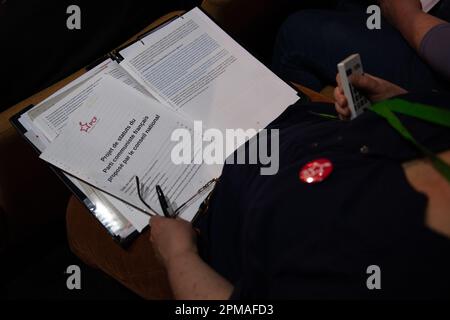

[272,9,444,92]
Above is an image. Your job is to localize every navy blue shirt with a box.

[196,92,450,299]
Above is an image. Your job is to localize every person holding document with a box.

[147,73,450,299]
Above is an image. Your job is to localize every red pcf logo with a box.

[79,116,98,133]
[299,158,333,184]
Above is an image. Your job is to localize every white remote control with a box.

[337,54,371,120]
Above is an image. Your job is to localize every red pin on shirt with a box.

[299,158,333,184]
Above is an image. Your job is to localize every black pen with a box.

[156,185,174,218]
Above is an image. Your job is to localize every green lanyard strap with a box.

[371,99,450,183]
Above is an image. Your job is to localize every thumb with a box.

[351,73,378,93]
[350,73,377,91]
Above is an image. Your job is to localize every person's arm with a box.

[150,216,233,300]
[166,250,234,300]
[379,0,450,78]
[419,23,450,79]
[379,0,447,51]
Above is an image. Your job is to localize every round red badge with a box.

[299,158,333,184]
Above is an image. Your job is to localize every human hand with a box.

[149,215,198,268]
[378,0,422,29]
[334,73,407,120]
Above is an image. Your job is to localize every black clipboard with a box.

[10,101,140,248]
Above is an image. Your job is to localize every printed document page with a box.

[34,60,153,142]
[40,76,219,223]
[120,8,299,149]
[28,59,115,123]
[26,60,158,232]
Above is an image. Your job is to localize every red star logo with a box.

[299,158,334,184]
[79,122,90,133]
